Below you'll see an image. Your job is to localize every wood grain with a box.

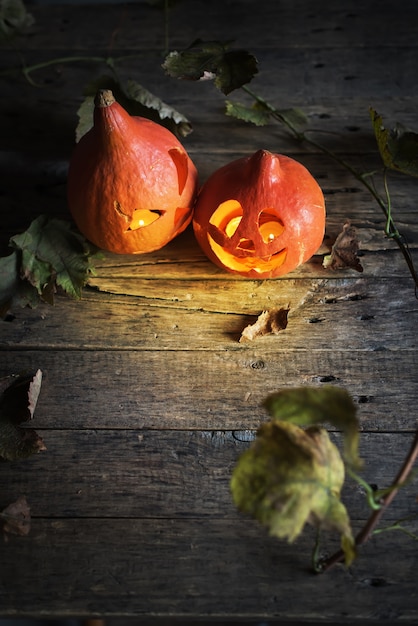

[2,275,417,351]
[1,348,417,431]
[1,430,415,520]
[1,517,417,620]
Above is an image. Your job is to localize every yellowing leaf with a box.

[231,421,356,566]
[370,108,418,178]
[264,386,362,470]
[0,0,34,40]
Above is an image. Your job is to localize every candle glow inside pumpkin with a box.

[193,150,326,279]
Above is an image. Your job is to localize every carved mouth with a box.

[207,233,288,274]
[206,200,288,273]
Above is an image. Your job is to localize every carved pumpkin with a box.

[67,89,198,254]
[193,150,326,278]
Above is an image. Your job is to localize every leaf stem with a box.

[346,468,382,511]
[373,516,418,541]
[163,0,170,57]
[316,428,418,573]
[0,52,149,85]
[0,55,105,77]
[311,528,323,573]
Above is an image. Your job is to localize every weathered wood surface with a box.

[2,430,416,518]
[1,0,418,622]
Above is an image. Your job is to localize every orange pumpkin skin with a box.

[192,149,326,278]
[67,89,198,254]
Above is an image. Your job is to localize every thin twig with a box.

[316,428,418,573]
[0,53,149,84]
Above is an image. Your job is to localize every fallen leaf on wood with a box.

[323,221,363,273]
[0,369,46,460]
[239,307,289,342]
[1,496,31,538]
[0,215,99,317]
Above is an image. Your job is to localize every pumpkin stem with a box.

[95,89,116,108]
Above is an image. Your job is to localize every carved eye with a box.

[258,209,285,243]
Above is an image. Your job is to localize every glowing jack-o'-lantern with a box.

[67,89,198,254]
[193,150,326,278]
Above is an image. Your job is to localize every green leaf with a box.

[163,39,258,95]
[0,215,98,315]
[10,215,97,300]
[76,76,193,141]
[214,49,259,95]
[226,100,308,131]
[263,386,362,470]
[225,100,271,126]
[278,107,308,130]
[231,420,355,566]
[0,0,34,40]
[370,108,418,178]
[0,370,45,461]
[163,41,227,81]
[0,251,39,316]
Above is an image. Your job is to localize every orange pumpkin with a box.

[193,149,325,278]
[67,89,198,254]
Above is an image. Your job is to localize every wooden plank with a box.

[2,276,417,350]
[2,47,417,128]
[0,348,416,431]
[87,247,417,280]
[9,0,418,51]
[2,45,417,102]
[0,516,417,620]
[1,87,418,162]
[1,430,415,520]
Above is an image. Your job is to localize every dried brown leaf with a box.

[1,496,31,538]
[0,369,46,460]
[323,221,363,272]
[239,307,289,342]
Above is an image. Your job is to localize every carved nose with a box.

[237,238,255,251]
